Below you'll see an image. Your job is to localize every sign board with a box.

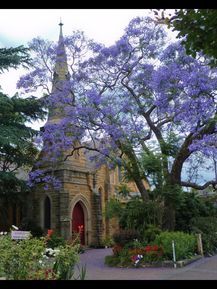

[11,231,31,240]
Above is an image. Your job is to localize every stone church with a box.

[28,22,148,246]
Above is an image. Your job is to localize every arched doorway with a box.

[44,196,51,230]
[72,202,85,245]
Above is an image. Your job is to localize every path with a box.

[73,248,217,280]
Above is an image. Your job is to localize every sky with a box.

[0,9,214,184]
[0,9,177,96]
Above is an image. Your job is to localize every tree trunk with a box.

[162,198,176,231]
[134,177,149,202]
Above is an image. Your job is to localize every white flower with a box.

[39,260,43,264]
[0,232,3,235]
[12,225,19,230]
[4,232,7,235]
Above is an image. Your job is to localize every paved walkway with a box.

[74,248,217,280]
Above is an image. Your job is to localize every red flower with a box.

[144,245,151,252]
[152,245,159,251]
[131,255,138,262]
[78,225,84,233]
[47,229,54,237]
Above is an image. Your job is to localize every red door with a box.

[72,202,85,245]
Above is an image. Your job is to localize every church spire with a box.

[59,18,63,38]
[48,21,72,121]
[53,19,69,83]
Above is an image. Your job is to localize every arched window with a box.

[44,196,51,230]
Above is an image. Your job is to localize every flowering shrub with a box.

[45,231,66,249]
[128,245,163,266]
[0,229,80,280]
[143,245,164,262]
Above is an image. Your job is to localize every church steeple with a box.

[48,21,72,121]
[53,19,69,83]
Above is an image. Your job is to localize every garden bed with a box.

[105,254,203,269]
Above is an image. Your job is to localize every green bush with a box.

[113,229,140,246]
[0,233,80,280]
[124,239,144,250]
[143,225,162,243]
[1,236,46,280]
[101,236,114,247]
[175,192,217,232]
[190,216,217,255]
[53,244,80,280]
[105,249,132,268]
[0,234,14,277]
[154,231,197,261]
[105,255,120,267]
[46,233,66,249]
[119,198,163,234]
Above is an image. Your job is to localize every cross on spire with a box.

[59,18,63,27]
[59,18,63,38]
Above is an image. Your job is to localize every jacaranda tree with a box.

[17,17,217,229]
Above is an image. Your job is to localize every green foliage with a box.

[190,217,217,255]
[0,235,45,280]
[170,9,217,67]
[113,229,140,246]
[46,233,66,249]
[105,255,120,267]
[53,244,80,280]
[163,132,180,157]
[106,248,132,267]
[154,231,197,261]
[162,183,183,206]
[101,236,114,247]
[175,192,217,232]
[140,151,163,189]
[143,224,162,243]
[0,46,30,72]
[116,183,131,198]
[0,46,46,219]
[105,197,123,219]
[73,264,87,280]
[0,233,80,280]
[119,198,163,234]
[124,239,144,250]
[118,248,132,267]
[0,234,13,277]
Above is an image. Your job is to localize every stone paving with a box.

[73,248,217,280]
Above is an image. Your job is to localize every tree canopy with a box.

[153,9,217,67]
[0,46,46,210]
[17,16,217,229]
[0,45,30,72]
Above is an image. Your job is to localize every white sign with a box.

[11,231,31,240]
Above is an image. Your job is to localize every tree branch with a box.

[171,117,216,184]
[181,180,217,191]
[64,144,112,161]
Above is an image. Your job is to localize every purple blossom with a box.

[17,16,217,190]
